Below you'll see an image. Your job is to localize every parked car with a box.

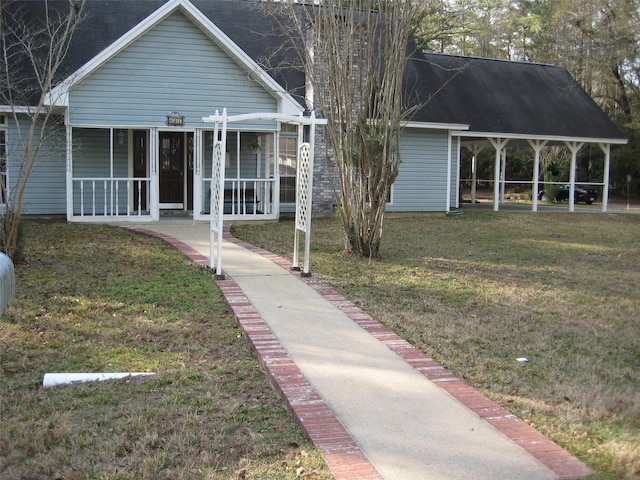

[554,184,598,204]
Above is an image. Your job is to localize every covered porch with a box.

[66,124,300,222]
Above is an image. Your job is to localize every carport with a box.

[415,53,628,212]
[457,134,627,213]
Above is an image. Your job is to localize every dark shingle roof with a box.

[2,0,626,142]
[406,53,627,140]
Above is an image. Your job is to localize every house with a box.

[0,0,627,223]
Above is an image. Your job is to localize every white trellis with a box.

[292,140,313,275]
[206,109,227,278]
[202,110,326,277]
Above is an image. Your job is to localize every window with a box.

[267,126,300,204]
[279,136,298,203]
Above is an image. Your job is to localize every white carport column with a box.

[599,143,611,212]
[500,149,507,203]
[528,140,548,212]
[566,141,584,213]
[468,142,485,205]
[488,138,509,211]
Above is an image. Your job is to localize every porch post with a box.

[65,119,73,221]
[273,130,280,218]
[193,129,203,221]
[600,143,611,212]
[149,128,160,221]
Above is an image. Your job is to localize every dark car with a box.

[554,184,598,204]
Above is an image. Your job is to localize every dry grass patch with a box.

[233,211,640,479]
[0,220,331,479]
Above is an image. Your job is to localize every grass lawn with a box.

[233,211,640,480]
[0,220,332,479]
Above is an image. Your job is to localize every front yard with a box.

[0,221,331,479]
[233,211,640,479]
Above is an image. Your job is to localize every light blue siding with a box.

[5,115,66,215]
[388,128,450,212]
[69,12,279,130]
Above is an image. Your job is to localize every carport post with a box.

[488,138,508,211]
[469,143,484,204]
[599,143,611,212]
[566,142,584,213]
[529,140,547,212]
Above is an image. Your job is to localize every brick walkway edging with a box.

[129,226,592,480]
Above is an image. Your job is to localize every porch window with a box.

[279,136,297,203]
[268,124,299,204]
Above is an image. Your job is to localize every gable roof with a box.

[406,53,627,143]
[2,0,626,144]
[45,0,303,115]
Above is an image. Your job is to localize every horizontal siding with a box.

[388,129,450,212]
[69,12,278,129]
[6,115,66,215]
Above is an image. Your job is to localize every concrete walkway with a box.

[127,221,592,480]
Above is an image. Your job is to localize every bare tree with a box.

[268,0,422,258]
[0,0,85,258]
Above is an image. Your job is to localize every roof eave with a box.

[402,121,469,131]
[454,130,628,145]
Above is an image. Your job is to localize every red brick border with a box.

[128,227,382,479]
[129,226,593,479]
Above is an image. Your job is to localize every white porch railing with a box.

[72,177,151,218]
[71,177,277,220]
[201,177,277,218]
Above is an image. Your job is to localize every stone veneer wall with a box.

[311,124,338,217]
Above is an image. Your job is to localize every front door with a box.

[159,131,186,209]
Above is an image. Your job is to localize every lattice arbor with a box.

[292,141,313,275]
[205,109,227,278]
[202,110,325,277]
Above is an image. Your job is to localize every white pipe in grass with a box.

[43,372,154,388]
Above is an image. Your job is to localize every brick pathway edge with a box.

[129,226,593,480]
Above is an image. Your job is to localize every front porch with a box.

[67,125,299,222]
